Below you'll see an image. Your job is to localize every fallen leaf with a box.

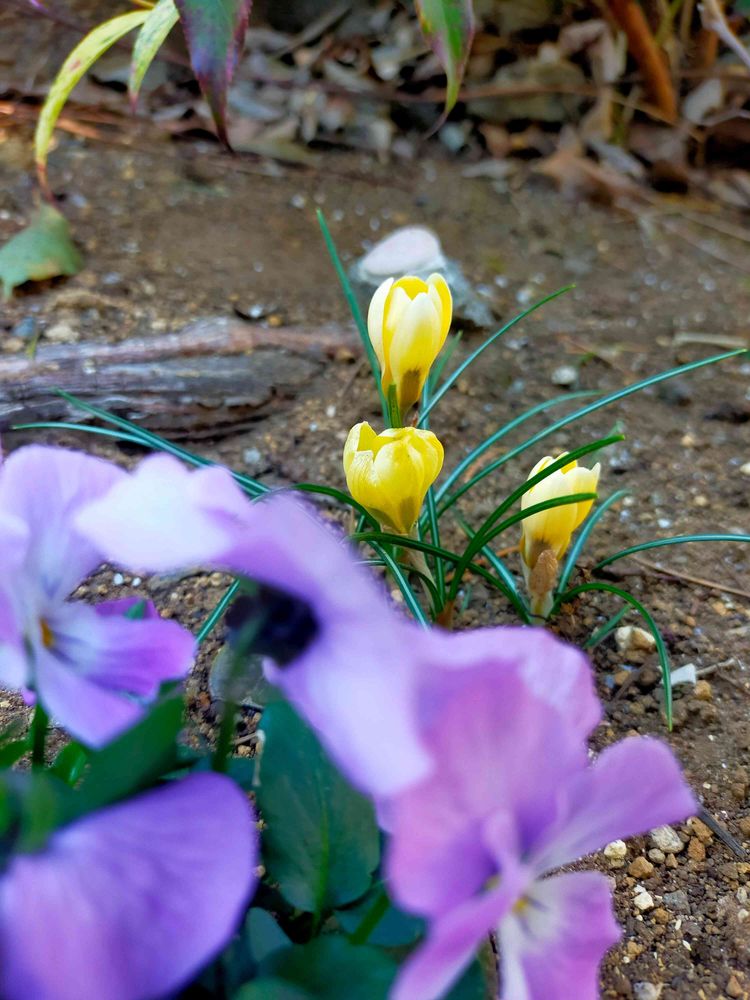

[0,205,83,300]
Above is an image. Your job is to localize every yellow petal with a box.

[392,275,429,300]
[343,421,376,475]
[389,294,443,412]
[367,278,393,376]
[426,273,453,338]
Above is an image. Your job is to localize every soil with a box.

[2,54,750,1000]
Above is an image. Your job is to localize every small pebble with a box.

[616,625,656,655]
[694,679,713,701]
[628,856,655,879]
[113,572,125,586]
[634,983,662,1000]
[687,837,706,862]
[551,364,577,387]
[648,848,666,864]
[727,974,744,999]
[663,889,690,912]
[740,461,750,477]
[604,840,628,866]
[650,825,684,854]
[634,890,655,912]
[45,320,79,343]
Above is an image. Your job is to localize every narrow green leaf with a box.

[416,0,475,114]
[419,286,573,425]
[256,702,380,915]
[174,0,252,144]
[316,209,388,422]
[50,741,89,785]
[556,489,629,595]
[554,582,672,727]
[432,389,597,510]
[595,533,750,570]
[365,539,430,626]
[438,349,747,514]
[35,10,150,190]
[0,739,30,769]
[129,0,179,105]
[197,578,241,644]
[584,606,630,650]
[0,205,82,300]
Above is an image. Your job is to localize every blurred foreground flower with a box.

[385,628,695,1000]
[0,446,194,746]
[368,274,452,418]
[343,422,443,535]
[78,456,432,797]
[520,455,601,617]
[0,773,257,1000]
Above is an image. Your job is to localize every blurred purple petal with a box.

[0,446,124,601]
[0,773,258,1000]
[387,658,587,915]
[77,454,250,571]
[499,872,620,1000]
[533,738,696,873]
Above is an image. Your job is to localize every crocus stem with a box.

[386,384,402,429]
[212,699,238,774]
[349,888,390,945]
[30,702,49,767]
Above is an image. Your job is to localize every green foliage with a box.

[416,0,476,114]
[174,0,253,144]
[256,702,380,916]
[35,10,150,191]
[0,204,82,299]
[129,0,180,105]
[254,935,397,1000]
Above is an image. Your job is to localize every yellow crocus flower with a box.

[519,455,600,617]
[343,422,444,535]
[367,274,452,417]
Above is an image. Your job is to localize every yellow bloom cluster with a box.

[342,273,452,537]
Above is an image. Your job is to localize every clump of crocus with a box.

[0,772,257,1000]
[368,274,452,419]
[519,454,601,618]
[343,422,444,536]
[0,446,195,746]
[384,628,696,1000]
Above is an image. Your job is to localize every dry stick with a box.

[607,0,678,121]
[630,556,750,602]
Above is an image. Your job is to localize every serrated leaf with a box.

[174,0,252,144]
[256,702,379,915]
[129,0,180,106]
[34,9,150,191]
[259,936,397,1000]
[0,205,82,300]
[416,0,475,115]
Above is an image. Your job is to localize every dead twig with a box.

[607,0,678,121]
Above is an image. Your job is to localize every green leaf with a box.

[50,741,89,785]
[220,908,291,995]
[416,0,475,114]
[35,9,150,190]
[76,695,184,814]
[556,489,629,595]
[174,0,252,144]
[129,0,180,105]
[0,739,30,769]
[337,888,424,947]
[233,979,311,1000]
[445,959,487,999]
[259,935,397,1000]
[595,533,750,570]
[256,702,380,915]
[0,205,83,300]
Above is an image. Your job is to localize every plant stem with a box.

[349,888,390,945]
[30,703,49,767]
[386,384,401,429]
[212,699,238,773]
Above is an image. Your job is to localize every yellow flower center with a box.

[39,619,55,649]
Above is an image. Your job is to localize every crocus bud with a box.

[519,454,600,617]
[367,274,452,417]
[343,422,444,535]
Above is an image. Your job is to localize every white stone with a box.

[634,891,655,912]
[650,825,685,854]
[357,226,446,280]
[603,839,628,865]
[740,461,750,477]
[616,625,656,654]
[551,364,577,387]
[45,320,78,343]
[634,982,662,1000]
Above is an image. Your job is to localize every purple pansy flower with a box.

[78,454,432,797]
[385,629,697,1000]
[0,772,258,1000]
[0,446,195,746]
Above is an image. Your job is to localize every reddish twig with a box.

[607,0,678,121]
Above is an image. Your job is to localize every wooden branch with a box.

[0,317,361,438]
[607,0,678,121]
